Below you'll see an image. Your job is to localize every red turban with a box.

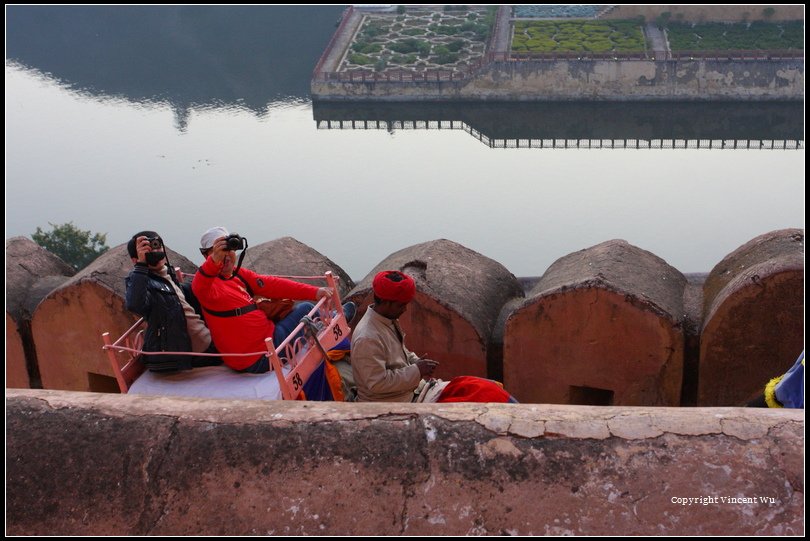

[372,270,416,303]
[437,376,515,403]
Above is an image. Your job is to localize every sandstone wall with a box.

[6,236,76,388]
[699,229,804,405]
[312,59,804,101]
[503,240,686,405]
[7,313,29,388]
[6,390,803,536]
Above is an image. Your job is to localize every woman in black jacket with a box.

[125,231,220,371]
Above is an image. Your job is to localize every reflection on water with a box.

[5,6,805,280]
[313,101,804,149]
[7,5,804,144]
[6,5,344,129]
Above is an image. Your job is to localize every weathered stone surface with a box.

[6,237,77,389]
[504,240,686,405]
[7,390,804,536]
[6,236,75,322]
[699,229,804,406]
[347,239,523,379]
[30,244,198,392]
[680,273,707,406]
[244,236,355,297]
[312,60,804,101]
[6,313,29,388]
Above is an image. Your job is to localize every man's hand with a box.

[316,287,333,300]
[135,235,150,263]
[416,359,439,378]
[209,236,229,264]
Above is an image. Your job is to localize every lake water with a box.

[5,6,804,281]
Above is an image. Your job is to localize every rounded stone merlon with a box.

[6,236,75,323]
[6,390,804,536]
[347,239,523,379]
[525,239,687,319]
[699,229,804,406]
[503,240,687,406]
[6,237,79,390]
[703,228,803,323]
[349,239,523,340]
[243,236,355,296]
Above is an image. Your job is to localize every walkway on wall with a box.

[645,22,670,60]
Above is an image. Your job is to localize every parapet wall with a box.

[6,390,804,536]
[311,59,804,101]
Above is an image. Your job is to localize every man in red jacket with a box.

[192,226,342,373]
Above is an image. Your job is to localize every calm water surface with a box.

[5,6,804,280]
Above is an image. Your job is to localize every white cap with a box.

[200,226,229,250]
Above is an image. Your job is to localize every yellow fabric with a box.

[764,375,784,408]
[323,359,345,402]
[327,349,348,362]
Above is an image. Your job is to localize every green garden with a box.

[341,7,497,73]
[665,21,804,51]
[511,20,646,54]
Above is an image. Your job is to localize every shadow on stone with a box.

[698,228,804,406]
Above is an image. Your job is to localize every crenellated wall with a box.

[6,390,804,536]
[8,229,804,406]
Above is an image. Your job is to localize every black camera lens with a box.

[146,237,163,251]
[225,234,245,251]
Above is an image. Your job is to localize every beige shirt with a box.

[157,266,212,353]
[351,306,422,402]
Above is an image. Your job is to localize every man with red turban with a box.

[350,270,439,402]
[351,270,519,404]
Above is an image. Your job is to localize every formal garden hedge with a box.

[665,21,804,51]
[512,20,646,53]
[342,7,497,71]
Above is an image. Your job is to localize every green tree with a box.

[762,7,775,20]
[31,222,109,270]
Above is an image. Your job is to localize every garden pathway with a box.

[320,9,363,73]
[644,23,670,59]
[491,5,512,54]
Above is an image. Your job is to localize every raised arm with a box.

[239,267,321,301]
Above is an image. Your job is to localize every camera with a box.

[224,233,246,251]
[146,237,163,251]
